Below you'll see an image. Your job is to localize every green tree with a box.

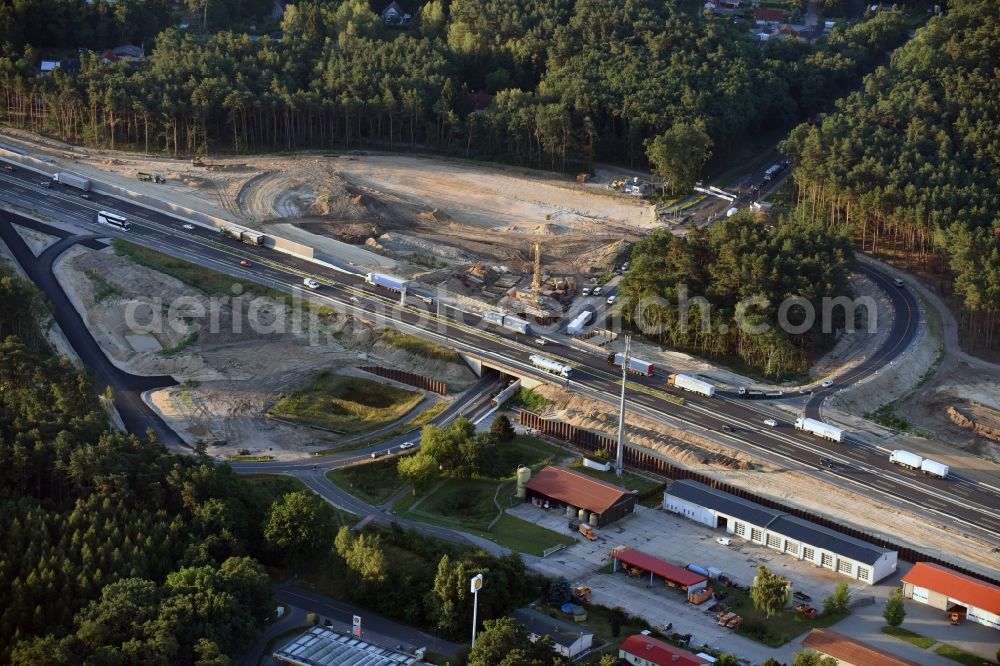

[398,453,439,494]
[883,588,906,627]
[467,617,535,666]
[822,581,851,615]
[599,655,619,666]
[430,554,469,636]
[646,122,713,195]
[264,491,337,561]
[751,565,789,618]
[194,638,231,666]
[491,414,516,442]
[793,651,837,666]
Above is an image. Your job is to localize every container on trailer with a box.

[366,272,408,292]
[483,311,505,326]
[667,373,716,397]
[53,171,91,191]
[889,450,923,470]
[503,316,530,335]
[240,230,265,246]
[795,417,844,442]
[920,459,949,478]
[566,310,594,336]
[613,353,654,376]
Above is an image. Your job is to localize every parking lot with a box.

[512,502,880,662]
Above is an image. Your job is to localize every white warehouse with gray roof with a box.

[664,480,897,584]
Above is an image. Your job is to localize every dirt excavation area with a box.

[524,383,1000,578]
[48,240,475,460]
[2,129,654,284]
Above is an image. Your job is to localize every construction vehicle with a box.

[137,172,166,184]
[578,524,598,541]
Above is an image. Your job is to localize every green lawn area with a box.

[536,603,650,646]
[327,457,407,505]
[480,434,570,479]
[881,626,937,649]
[727,587,849,647]
[393,478,575,556]
[570,459,664,506]
[271,372,424,433]
[934,643,995,666]
[379,329,461,363]
[113,239,283,296]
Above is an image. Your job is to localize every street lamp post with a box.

[470,573,483,649]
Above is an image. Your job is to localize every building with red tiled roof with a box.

[901,562,1000,630]
[619,635,709,666]
[611,547,708,593]
[803,628,920,665]
[754,8,787,23]
[524,466,635,526]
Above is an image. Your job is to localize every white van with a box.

[303,278,320,289]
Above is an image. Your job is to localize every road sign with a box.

[470,573,483,593]
[352,615,362,637]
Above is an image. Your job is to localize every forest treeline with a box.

[617,214,853,378]
[0,266,538,663]
[781,0,1000,352]
[0,0,911,167]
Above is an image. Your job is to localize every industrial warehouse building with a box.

[510,608,594,658]
[901,562,1000,631]
[802,628,920,666]
[664,480,897,584]
[272,626,417,665]
[524,466,635,527]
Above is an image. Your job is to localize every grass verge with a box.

[725,586,848,647]
[934,643,994,666]
[114,239,264,295]
[327,457,408,505]
[271,372,423,433]
[379,329,461,363]
[880,626,936,649]
[393,477,574,556]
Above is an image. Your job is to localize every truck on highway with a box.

[52,172,91,191]
[920,458,949,479]
[795,417,843,443]
[483,311,532,335]
[529,354,572,379]
[239,230,264,246]
[366,272,408,293]
[889,450,922,470]
[608,352,654,376]
[566,309,594,336]
[667,373,716,397]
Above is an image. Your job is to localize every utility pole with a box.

[615,335,630,478]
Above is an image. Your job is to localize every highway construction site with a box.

[2,132,999,578]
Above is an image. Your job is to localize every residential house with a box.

[510,608,594,659]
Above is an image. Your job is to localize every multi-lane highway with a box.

[2,162,998,543]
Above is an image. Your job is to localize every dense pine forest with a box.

[618,214,853,378]
[0,0,911,166]
[781,0,1000,353]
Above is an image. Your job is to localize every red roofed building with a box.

[619,635,709,666]
[611,547,708,598]
[901,562,1000,630]
[802,629,920,666]
[754,8,787,23]
[524,466,635,526]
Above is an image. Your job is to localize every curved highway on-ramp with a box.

[1,167,998,543]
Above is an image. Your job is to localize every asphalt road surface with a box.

[2,164,998,543]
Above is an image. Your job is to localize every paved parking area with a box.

[512,502,897,664]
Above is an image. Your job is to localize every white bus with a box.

[96,211,131,231]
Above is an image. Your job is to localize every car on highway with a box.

[606,295,616,305]
[893,278,904,288]
[593,286,602,296]
[349,296,360,303]
[239,260,252,267]
[2,164,14,172]
[182,223,195,230]
[370,451,383,459]
[535,338,547,345]
[764,418,778,427]
[80,193,91,200]
[399,441,416,450]
[822,380,834,388]
[581,287,590,296]
[303,278,320,289]
[819,457,834,468]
